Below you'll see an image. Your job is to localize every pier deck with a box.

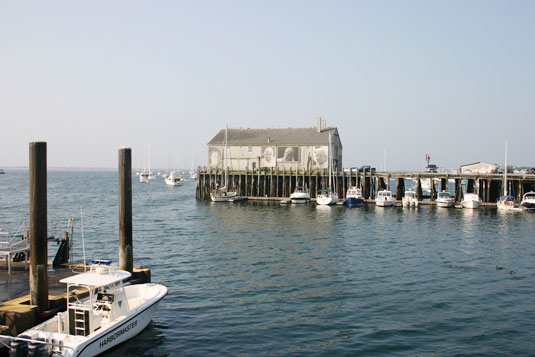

[196,167,535,203]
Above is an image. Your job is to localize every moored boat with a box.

[210,186,237,202]
[164,170,184,186]
[316,188,338,206]
[436,191,455,208]
[8,265,167,357]
[402,190,418,207]
[461,193,480,209]
[345,186,364,206]
[497,195,524,212]
[520,191,535,211]
[375,190,394,207]
[290,186,310,204]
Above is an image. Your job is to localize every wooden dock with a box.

[196,167,535,203]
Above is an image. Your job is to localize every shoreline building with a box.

[459,162,498,174]
[207,119,342,171]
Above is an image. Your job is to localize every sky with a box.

[1,1,534,171]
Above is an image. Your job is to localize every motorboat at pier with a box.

[375,190,395,207]
[345,186,364,206]
[8,265,167,357]
[290,186,311,204]
[461,193,480,209]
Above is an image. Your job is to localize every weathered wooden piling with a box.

[118,147,133,273]
[29,141,49,312]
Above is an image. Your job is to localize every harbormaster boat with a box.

[8,265,167,357]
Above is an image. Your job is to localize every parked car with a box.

[359,165,376,173]
[529,168,535,174]
[424,164,437,173]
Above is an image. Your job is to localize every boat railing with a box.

[0,222,27,249]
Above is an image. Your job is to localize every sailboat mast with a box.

[504,140,508,196]
[225,126,229,188]
[328,131,332,190]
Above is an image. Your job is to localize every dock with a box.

[196,167,535,203]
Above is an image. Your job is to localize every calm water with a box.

[1,170,535,356]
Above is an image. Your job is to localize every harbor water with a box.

[1,170,534,356]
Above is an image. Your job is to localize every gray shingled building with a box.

[207,119,342,171]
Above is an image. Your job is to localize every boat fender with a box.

[9,335,30,357]
[27,337,47,357]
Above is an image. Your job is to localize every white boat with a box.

[316,189,338,205]
[290,186,310,204]
[345,186,364,206]
[165,154,184,186]
[402,190,418,207]
[436,191,455,207]
[164,170,184,186]
[139,146,154,183]
[461,193,480,209]
[497,141,523,212]
[375,190,394,207]
[520,191,535,211]
[8,265,167,357]
[139,170,150,183]
[317,132,339,206]
[211,126,237,202]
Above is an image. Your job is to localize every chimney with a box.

[317,117,322,132]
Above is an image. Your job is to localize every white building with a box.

[459,162,498,174]
[207,119,343,171]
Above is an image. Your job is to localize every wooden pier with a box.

[196,167,535,204]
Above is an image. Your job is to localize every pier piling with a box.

[29,141,49,312]
[119,148,133,273]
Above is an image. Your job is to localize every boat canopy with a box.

[60,269,131,287]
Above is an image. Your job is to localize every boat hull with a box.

[317,195,338,205]
[436,200,454,208]
[345,197,364,206]
[376,199,394,207]
[210,191,237,202]
[76,294,163,356]
[461,200,480,209]
[290,192,310,204]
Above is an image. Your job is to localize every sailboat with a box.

[210,126,237,202]
[316,131,339,205]
[139,145,153,183]
[497,140,523,212]
[189,147,197,180]
[165,154,184,186]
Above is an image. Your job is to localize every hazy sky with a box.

[1,1,533,171]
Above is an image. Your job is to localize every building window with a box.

[248,146,253,153]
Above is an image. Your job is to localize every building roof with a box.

[208,127,341,147]
[460,162,497,168]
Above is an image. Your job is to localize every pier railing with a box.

[196,167,535,203]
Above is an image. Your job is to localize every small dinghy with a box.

[9,265,167,356]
